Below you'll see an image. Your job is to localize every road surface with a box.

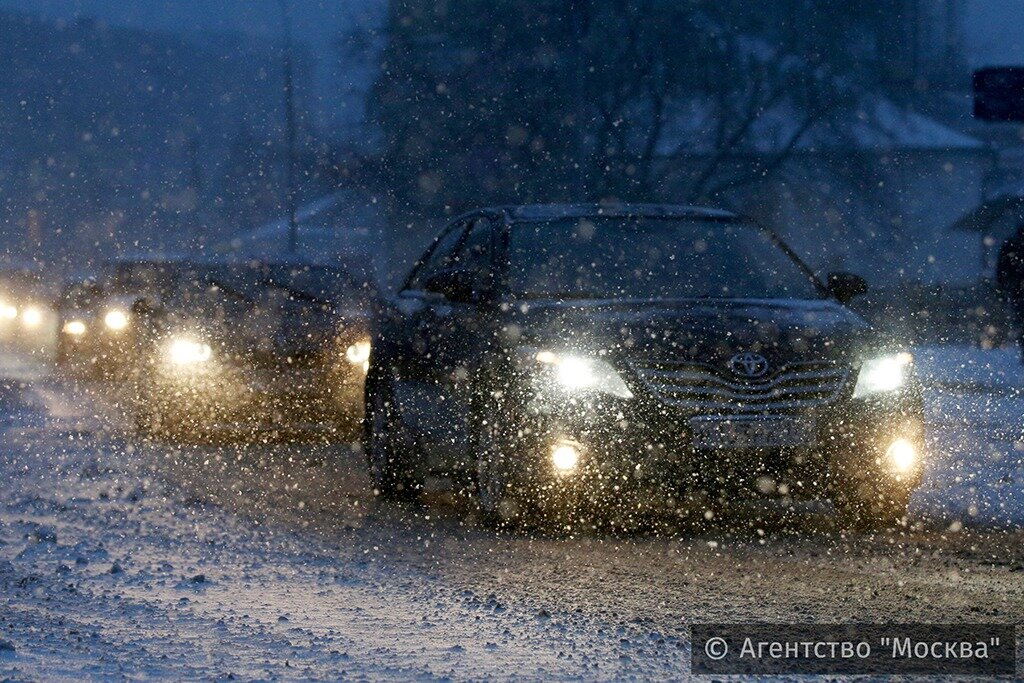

[1,346,1023,680]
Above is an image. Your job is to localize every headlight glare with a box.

[530,349,633,399]
[167,338,213,365]
[345,340,371,369]
[554,356,597,389]
[21,306,43,328]
[853,352,913,398]
[64,320,87,336]
[104,309,129,331]
[0,303,17,320]
[551,440,581,475]
[886,438,918,473]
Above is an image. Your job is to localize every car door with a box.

[414,215,499,472]
[385,220,469,450]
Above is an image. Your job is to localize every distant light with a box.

[104,309,129,331]
[63,320,87,336]
[535,350,558,365]
[21,306,43,329]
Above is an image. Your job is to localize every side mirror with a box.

[826,271,868,304]
[423,269,484,303]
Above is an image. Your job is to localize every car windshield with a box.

[173,263,364,311]
[259,264,364,304]
[61,283,102,308]
[106,262,179,297]
[508,217,823,301]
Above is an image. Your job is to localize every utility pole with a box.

[570,2,589,198]
[278,0,299,254]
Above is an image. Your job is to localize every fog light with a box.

[0,303,17,320]
[104,309,129,331]
[886,438,917,473]
[64,320,87,336]
[168,338,213,365]
[345,340,371,372]
[551,441,580,475]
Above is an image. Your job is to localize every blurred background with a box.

[1,0,1024,342]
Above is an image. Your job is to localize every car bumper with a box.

[141,360,366,429]
[59,330,137,373]
[517,388,925,501]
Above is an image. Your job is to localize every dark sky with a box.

[0,0,1021,124]
[965,1,1024,66]
[0,0,368,44]
[1,0,1019,64]
[0,0,386,132]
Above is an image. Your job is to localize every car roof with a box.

[484,203,738,222]
[176,258,374,294]
[102,255,355,274]
[101,257,189,273]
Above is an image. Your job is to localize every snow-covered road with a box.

[1,345,1024,680]
[912,346,1024,527]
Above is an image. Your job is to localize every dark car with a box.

[61,257,185,377]
[0,266,55,351]
[365,204,925,529]
[132,259,375,438]
[55,277,105,369]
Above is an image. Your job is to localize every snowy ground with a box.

[1,344,1024,680]
[912,345,1024,526]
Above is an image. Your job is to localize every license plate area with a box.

[250,366,325,393]
[689,415,816,450]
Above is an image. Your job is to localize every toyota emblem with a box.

[728,352,769,378]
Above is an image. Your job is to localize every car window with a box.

[406,222,468,291]
[106,262,179,297]
[508,217,823,301]
[452,217,493,275]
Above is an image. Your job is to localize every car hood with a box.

[168,305,370,361]
[509,297,876,368]
[102,294,143,309]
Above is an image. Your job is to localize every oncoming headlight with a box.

[853,351,913,398]
[167,337,213,365]
[527,348,633,399]
[345,340,371,371]
[104,309,129,331]
[63,320,87,336]
[21,306,43,329]
[0,302,17,320]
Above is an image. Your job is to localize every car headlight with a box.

[345,340,371,371]
[21,306,43,328]
[167,337,213,365]
[104,309,129,331]
[0,302,17,320]
[63,320,87,336]
[527,348,633,399]
[853,351,914,398]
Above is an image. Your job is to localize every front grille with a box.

[628,359,850,412]
[232,347,329,370]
